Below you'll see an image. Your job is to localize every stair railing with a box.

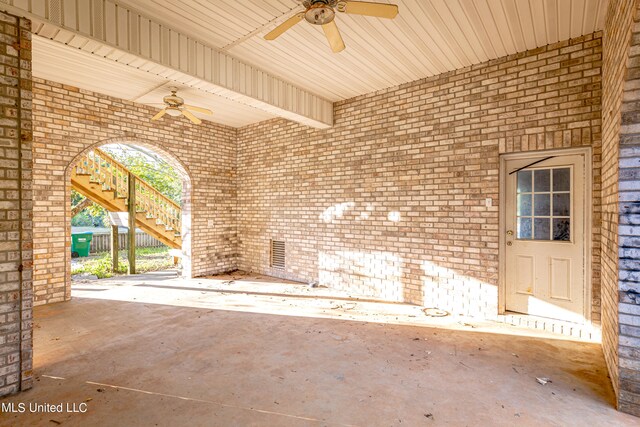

[75,148,130,199]
[74,148,181,235]
[134,178,181,233]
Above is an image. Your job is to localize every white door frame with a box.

[498,147,593,323]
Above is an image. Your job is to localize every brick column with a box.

[602,0,640,417]
[0,11,33,396]
[617,5,640,415]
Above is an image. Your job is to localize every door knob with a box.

[506,230,513,236]
[507,241,512,246]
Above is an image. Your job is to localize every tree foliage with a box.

[71,190,110,226]
[105,147,182,204]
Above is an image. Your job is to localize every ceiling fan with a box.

[151,87,213,125]
[264,0,398,53]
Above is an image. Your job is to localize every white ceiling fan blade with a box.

[264,13,304,40]
[322,20,346,53]
[182,109,202,125]
[340,1,398,19]
[184,104,213,115]
[151,108,167,121]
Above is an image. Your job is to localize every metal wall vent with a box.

[270,240,285,269]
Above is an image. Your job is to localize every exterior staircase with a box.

[71,148,182,249]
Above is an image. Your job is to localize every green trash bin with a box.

[71,232,93,258]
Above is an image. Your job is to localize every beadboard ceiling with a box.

[28,0,609,127]
[32,37,276,127]
[113,0,609,101]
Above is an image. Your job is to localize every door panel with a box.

[505,153,586,323]
[515,255,534,295]
[549,258,571,300]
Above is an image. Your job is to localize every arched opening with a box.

[65,138,192,294]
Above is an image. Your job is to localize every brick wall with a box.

[11,9,640,416]
[238,34,602,320]
[31,78,237,305]
[602,0,640,417]
[0,12,32,396]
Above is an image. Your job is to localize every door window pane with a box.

[515,165,571,242]
[534,218,550,240]
[534,194,550,216]
[553,168,570,191]
[517,194,532,216]
[517,217,532,239]
[517,171,532,193]
[553,219,570,241]
[534,169,550,192]
[553,193,570,216]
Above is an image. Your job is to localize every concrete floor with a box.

[0,272,636,426]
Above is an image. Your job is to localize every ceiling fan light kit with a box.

[305,2,336,25]
[151,87,213,125]
[265,0,399,53]
[165,108,182,117]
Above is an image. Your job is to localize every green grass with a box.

[72,246,175,279]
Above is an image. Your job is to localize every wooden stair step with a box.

[72,149,183,250]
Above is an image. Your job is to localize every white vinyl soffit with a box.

[2,0,334,129]
[31,37,276,128]
[113,0,609,101]
[2,0,608,128]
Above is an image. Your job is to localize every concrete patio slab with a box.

[0,272,635,426]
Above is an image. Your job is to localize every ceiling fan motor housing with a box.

[152,87,212,124]
[163,94,184,108]
[268,1,398,54]
[303,0,338,25]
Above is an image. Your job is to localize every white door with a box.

[504,153,587,323]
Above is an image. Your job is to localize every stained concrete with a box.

[0,272,635,426]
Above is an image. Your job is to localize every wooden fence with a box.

[89,232,165,253]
